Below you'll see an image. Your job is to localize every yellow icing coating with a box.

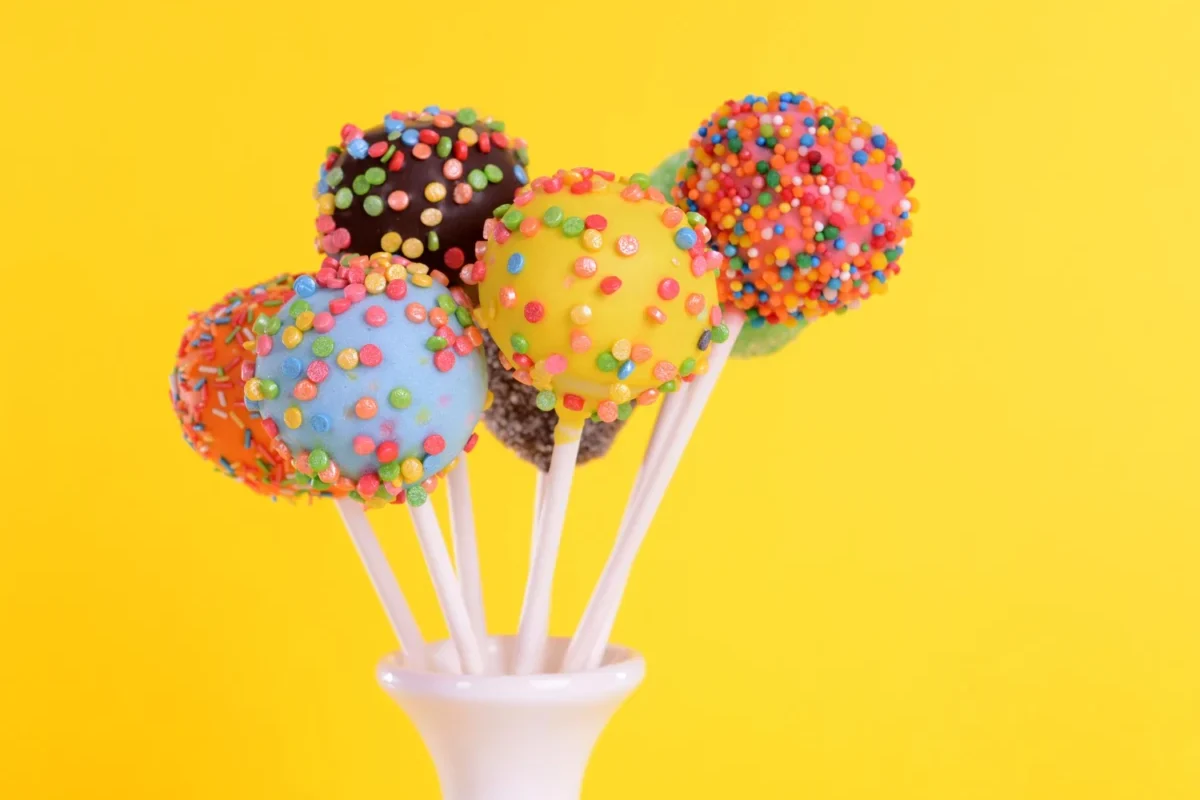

[477,168,723,426]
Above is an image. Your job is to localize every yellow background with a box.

[2,0,1198,797]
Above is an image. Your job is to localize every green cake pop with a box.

[649,150,803,359]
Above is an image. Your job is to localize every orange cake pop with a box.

[171,274,345,499]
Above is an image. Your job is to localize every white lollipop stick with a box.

[533,469,545,536]
[335,498,425,667]
[563,311,746,672]
[643,385,689,470]
[619,384,688,541]
[513,422,583,674]
[585,385,686,663]
[448,457,487,644]
[409,500,486,675]
[558,389,692,672]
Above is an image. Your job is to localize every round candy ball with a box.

[315,107,529,294]
[481,335,627,471]
[172,274,325,499]
[476,168,726,426]
[248,257,488,507]
[676,92,917,327]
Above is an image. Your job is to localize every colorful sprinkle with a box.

[535,390,557,411]
[359,344,383,366]
[674,228,697,249]
[312,336,335,357]
[574,257,598,278]
[524,301,545,323]
[400,457,424,483]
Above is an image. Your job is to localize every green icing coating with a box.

[649,150,690,196]
[732,322,803,359]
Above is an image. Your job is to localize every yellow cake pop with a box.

[476,168,727,435]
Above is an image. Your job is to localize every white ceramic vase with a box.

[377,636,645,800]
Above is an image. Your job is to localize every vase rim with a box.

[377,635,645,705]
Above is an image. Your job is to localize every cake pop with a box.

[247,256,488,509]
[676,92,916,327]
[171,274,330,498]
[476,168,726,428]
[315,107,529,296]
[481,335,626,472]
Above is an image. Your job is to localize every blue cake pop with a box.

[247,255,488,507]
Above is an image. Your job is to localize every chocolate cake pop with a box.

[315,107,529,295]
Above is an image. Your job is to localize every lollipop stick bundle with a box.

[474,168,728,673]
[563,91,917,668]
[564,309,746,670]
[447,457,487,642]
[169,95,915,684]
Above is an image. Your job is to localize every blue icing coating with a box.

[281,357,303,378]
[253,277,487,492]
